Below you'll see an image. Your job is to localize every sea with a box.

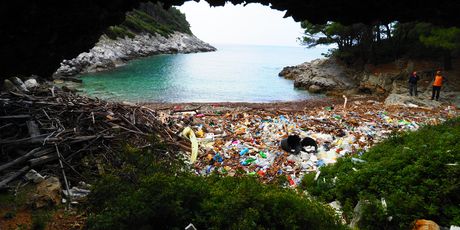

[78,44,329,103]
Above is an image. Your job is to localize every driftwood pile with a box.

[0,89,182,190]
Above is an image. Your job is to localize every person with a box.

[408,71,419,96]
[431,70,443,101]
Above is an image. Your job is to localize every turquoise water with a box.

[79,44,328,102]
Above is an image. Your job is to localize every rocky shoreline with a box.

[54,32,216,77]
[279,58,460,108]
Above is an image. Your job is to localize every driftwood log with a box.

[0,89,183,190]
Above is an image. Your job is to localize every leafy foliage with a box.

[420,26,460,50]
[299,21,367,49]
[104,2,191,40]
[301,118,460,229]
[300,20,460,68]
[105,26,136,39]
[87,145,345,230]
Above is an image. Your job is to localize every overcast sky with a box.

[177,1,305,47]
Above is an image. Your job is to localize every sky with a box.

[177,1,305,47]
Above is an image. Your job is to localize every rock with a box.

[54,32,216,77]
[62,85,77,93]
[9,77,29,92]
[308,84,323,93]
[384,93,442,108]
[24,169,45,183]
[280,58,356,92]
[278,66,297,79]
[2,79,19,92]
[29,176,62,208]
[24,78,39,89]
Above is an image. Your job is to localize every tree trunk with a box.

[385,24,392,39]
[376,24,381,42]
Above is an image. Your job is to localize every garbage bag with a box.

[280,135,302,154]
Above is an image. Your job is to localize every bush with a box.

[105,26,135,40]
[104,2,192,40]
[87,146,346,230]
[302,118,460,229]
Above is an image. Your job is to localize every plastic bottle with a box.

[259,151,267,158]
[239,148,249,156]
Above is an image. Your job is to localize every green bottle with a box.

[259,151,267,158]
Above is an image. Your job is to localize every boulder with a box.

[278,66,297,79]
[357,72,399,95]
[24,169,45,183]
[280,58,356,92]
[308,84,323,93]
[24,78,39,89]
[28,176,62,208]
[384,93,442,108]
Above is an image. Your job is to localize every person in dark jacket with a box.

[408,71,419,96]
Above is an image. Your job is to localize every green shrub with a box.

[105,26,135,40]
[302,118,460,229]
[87,146,346,230]
[31,209,52,230]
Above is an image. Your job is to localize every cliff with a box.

[54,2,216,77]
[54,32,215,77]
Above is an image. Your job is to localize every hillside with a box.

[105,2,192,39]
[53,2,216,77]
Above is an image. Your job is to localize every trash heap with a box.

[162,100,458,187]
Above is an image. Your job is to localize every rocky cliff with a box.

[53,2,216,77]
[54,32,215,77]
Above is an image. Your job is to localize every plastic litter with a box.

[160,100,457,186]
[239,148,249,156]
[63,186,91,201]
[185,223,197,230]
[182,127,199,163]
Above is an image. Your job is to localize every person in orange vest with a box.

[431,70,443,101]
